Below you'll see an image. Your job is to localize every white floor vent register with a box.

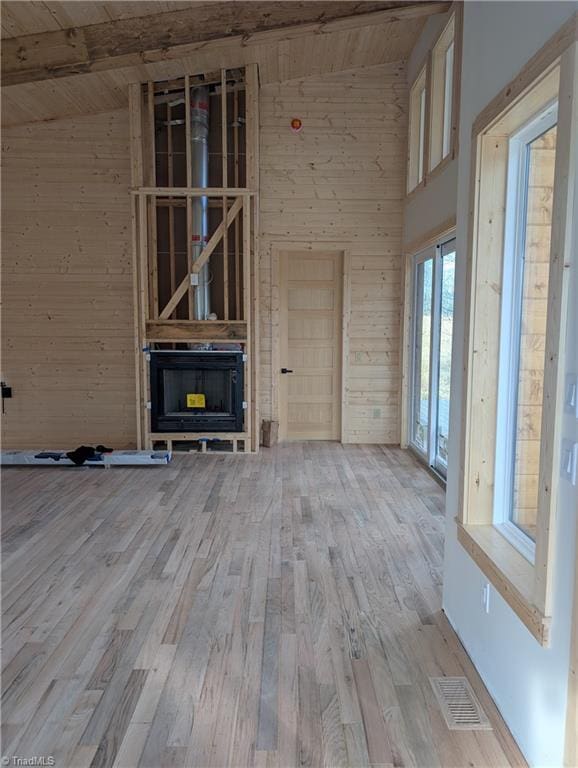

[430,677,492,731]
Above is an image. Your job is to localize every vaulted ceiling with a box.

[1,1,433,39]
[1,1,449,126]
[1,1,195,36]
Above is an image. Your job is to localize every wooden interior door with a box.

[279,249,343,441]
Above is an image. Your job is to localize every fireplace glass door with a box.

[150,352,244,432]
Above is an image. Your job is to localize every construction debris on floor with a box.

[1,450,172,467]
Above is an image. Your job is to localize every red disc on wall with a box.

[291,118,303,133]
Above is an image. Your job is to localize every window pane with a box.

[409,68,427,191]
[429,14,455,171]
[412,258,433,451]
[436,241,456,469]
[418,87,426,182]
[442,41,454,158]
[511,124,557,541]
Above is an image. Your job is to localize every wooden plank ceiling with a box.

[1,1,448,126]
[0,1,440,39]
[1,2,190,37]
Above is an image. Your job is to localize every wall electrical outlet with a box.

[482,583,491,614]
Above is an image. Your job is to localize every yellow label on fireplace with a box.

[186,393,205,408]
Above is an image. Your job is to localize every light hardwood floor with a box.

[1,443,526,767]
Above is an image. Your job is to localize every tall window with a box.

[494,105,557,561]
[430,14,456,170]
[457,37,576,644]
[410,236,456,477]
[407,66,427,193]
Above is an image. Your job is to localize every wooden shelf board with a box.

[146,320,247,342]
[151,432,248,440]
[133,186,256,197]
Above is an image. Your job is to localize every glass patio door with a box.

[411,251,434,455]
[434,238,456,474]
[409,236,456,479]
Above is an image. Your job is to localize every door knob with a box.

[281,368,294,374]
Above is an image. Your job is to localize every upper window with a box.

[407,66,427,193]
[405,5,462,195]
[429,14,456,170]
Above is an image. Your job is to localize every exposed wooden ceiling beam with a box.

[1,1,450,87]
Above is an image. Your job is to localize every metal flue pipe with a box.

[190,86,210,320]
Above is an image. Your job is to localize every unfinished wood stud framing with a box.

[234,88,241,319]
[129,83,145,449]
[130,66,260,452]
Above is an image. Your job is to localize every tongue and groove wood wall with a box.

[1,62,406,448]
[259,63,406,443]
[1,110,136,449]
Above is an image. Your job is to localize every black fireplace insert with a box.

[150,351,244,432]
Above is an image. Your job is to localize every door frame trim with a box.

[271,241,350,442]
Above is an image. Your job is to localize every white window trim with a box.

[493,101,558,563]
[407,64,428,194]
[495,521,536,564]
[418,87,427,183]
